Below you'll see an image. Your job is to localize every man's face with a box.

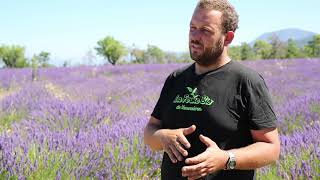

[189,8,226,66]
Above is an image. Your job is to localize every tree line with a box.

[229,35,320,61]
[1,34,319,68]
[0,45,51,68]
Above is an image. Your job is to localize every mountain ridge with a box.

[251,28,318,46]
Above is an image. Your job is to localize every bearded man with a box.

[144,0,280,179]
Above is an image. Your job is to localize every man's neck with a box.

[195,54,231,75]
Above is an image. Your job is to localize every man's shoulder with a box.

[168,63,194,79]
[230,60,264,84]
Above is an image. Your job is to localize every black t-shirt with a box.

[151,60,277,180]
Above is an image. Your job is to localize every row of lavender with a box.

[0,64,181,179]
[0,59,319,179]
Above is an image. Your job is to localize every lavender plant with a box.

[0,59,319,179]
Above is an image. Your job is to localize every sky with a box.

[1,0,319,66]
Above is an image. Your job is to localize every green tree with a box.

[38,51,50,67]
[62,60,72,67]
[95,36,127,65]
[304,34,320,57]
[143,45,165,64]
[164,52,180,63]
[269,35,287,59]
[33,51,51,67]
[82,49,96,65]
[131,47,145,64]
[253,40,272,60]
[228,46,242,60]
[285,39,302,59]
[240,43,255,60]
[31,55,39,81]
[0,45,28,68]
[178,52,193,63]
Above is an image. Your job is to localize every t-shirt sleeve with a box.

[151,73,173,121]
[245,73,277,130]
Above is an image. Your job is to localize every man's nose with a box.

[190,29,202,41]
[190,29,201,41]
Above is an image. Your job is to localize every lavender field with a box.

[0,59,319,179]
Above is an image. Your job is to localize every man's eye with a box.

[203,29,211,34]
[190,27,196,31]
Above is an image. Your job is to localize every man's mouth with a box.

[190,43,202,50]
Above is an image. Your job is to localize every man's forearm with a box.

[227,141,280,170]
[143,124,163,151]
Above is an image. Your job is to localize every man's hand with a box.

[154,125,196,163]
[182,134,229,180]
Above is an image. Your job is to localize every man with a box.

[144,0,280,179]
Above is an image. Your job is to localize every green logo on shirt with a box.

[173,87,214,111]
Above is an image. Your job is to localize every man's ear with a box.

[224,31,235,46]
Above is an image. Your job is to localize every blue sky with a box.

[1,0,319,65]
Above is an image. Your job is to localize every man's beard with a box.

[189,38,224,66]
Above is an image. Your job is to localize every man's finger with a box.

[177,135,191,149]
[199,134,216,147]
[169,144,183,161]
[182,162,207,176]
[185,153,206,164]
[185,167,209,179]
[165,148,177,163]
[188,172,208,180]
[174,140,188,157]
[183,125,196,136]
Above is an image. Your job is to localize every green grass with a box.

[0,111,26,133]
[281,114,304,135]
[26,143,77,180]
[256,163,282,180]
[1,136,161,179]
[256,147,319,180]
[2,139,319,179]
[310,102,320,115]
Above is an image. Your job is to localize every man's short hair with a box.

[197,0,239,33]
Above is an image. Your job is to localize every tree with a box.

[131,47,145,64]
[304,34,320,57]
[31,55,39,81]
[253,40,272,60]
[179,52,193,63]
[38,51,50,67]
[82,49,96,65]
[285,39,302,59]
[33,51,51,67]
[228,46,242,60]
[164,52,179,63]
[95,36,127,65]
[269,35,287,59]
[0,45,28,68]
[143,45,165,64]
[240,43,255,60]
[62,60,71,67]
